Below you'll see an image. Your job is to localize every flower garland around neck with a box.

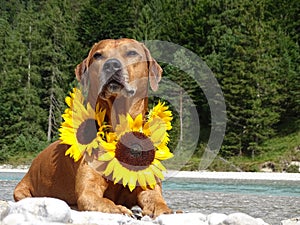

[59,87,174,191]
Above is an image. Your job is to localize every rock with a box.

[0,164,13,170]
[281,218,300,225]
[156,213,207,225]
[219,213,269,225]
[0,197,274,225]
[0,200,10,220]
[260,162,275,172]
[207,213,227,225]
[9,197,71,223]
[289,161,300,172]
[2,213,27,225]
[70,209,153,225]
[256,218,269,225]
[141,215,153,222]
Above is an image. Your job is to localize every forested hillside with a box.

[0,0,299,169]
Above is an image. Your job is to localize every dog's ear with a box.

[75,59,89,98]
[75,58,87,82]
[142,44,162,91]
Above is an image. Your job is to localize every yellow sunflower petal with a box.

[59,132,76,142]
[103,158,117,176]
[77,144,88,156]
[143,168,157,189]
[142,121,150,136]
[65,145,74,157]
[98,152,115,161]
[126,114,134,128]
[96,108,106,126]
[128,171,138,192]
[122,168,131,188]
[59,131,76,145]
[100,140,116,152]
[65,96,72,107]
[85,141,99,156]
[155,149,174,161]
[116,114,130,136]
[150,126,166,144]
[86,103,95,118]
[65,145,82,162]
[59,126,75,134]
[155,140,170,151]
[137,172,147,190]
[131,114,143,132]
[106,132,117,143]
[150,165,164,180]
[113,162,127,184]
[152,159,167,171]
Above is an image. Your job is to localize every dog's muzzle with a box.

[100,59,135,98]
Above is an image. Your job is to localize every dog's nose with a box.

[103,59,122,74]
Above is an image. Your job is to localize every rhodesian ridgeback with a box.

[13,38,173,217]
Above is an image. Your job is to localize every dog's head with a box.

[75,39,162,102]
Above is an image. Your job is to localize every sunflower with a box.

[59,88,106,162]
[98,103,173,192]
[148,101,172,130]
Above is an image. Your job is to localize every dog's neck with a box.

[96,95,148,128]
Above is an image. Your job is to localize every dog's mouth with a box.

[106,79,123,93]
[100,74,136,99]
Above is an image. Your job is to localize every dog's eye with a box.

[126,50,138,57]
[93,52,104,60]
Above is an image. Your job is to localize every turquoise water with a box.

[1,172,300,197]
[163,177,300,197]
[162,177,300,224]
[0,172,25,182]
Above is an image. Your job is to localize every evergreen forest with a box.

[0,0,299,171]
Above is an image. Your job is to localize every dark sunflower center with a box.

[76,119,98,145]
[115,131,155,170]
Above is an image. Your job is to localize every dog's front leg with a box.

[75,162,132,215]
[137,183,172,218]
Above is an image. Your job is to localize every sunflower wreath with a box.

[59,88,174,191]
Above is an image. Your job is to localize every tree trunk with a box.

[27,25,32,88]
[179,88,183,143]
[47,72,55,142]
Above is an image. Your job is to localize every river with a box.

[1,172,300,225]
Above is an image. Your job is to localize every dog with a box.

[13,38,173,217]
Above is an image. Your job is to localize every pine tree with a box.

[0,2,47,158]
[0,0,82,159]
[76,0,136,48]
[130,0,169,41]
[0,20,27,158]
[202,0,283,157]
[36,0,81,141]
[265,0,300,128]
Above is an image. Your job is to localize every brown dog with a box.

[13,38,172,217]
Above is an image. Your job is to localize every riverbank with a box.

[1,163,300,181]
[0,164,29,173]
[4,169,300,182]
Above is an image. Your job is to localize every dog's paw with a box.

[142,202,173,218]
[105,204,133,216]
